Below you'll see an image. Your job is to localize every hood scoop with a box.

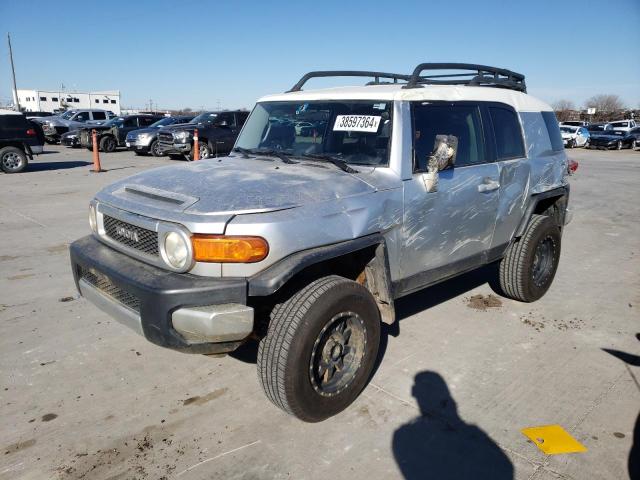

[115,185,199,211]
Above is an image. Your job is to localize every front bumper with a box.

[70,235,252,354]
[61,136,79,147]
[126,136,153,152]
[157,141,191,155]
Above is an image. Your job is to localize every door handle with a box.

[477,178,500,193]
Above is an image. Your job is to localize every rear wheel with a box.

[257,275,380,422]
[494,214,561,302]
[0,146,28,173]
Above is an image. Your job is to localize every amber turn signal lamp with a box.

[192,235,269,263]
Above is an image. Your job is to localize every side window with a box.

[490,107,525,159]
[74,112,89,122]
[139,116,157,127]
[92,111,106,120]
[412,103,485,171]
[235,112,249,127]
[216,113,235,126]
[123,117,138,128]
[541,111,564,152]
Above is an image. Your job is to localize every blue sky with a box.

[1,0,639,110]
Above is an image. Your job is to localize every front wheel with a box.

[188,142,211,161]
[494,214,561,302]
[149,140,162,157]
[257,276,381,422]
[99,136,117,153]
[0,146,28,173]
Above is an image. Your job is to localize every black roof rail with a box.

[287,71,411,92]
[402,63,526,92]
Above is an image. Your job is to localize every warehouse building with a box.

[15,89,121,114]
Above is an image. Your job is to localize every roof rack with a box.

[402,63,526,92]
[287,71,411,92]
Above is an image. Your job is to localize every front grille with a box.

[79,266,141,312]
[103,215,159,256]
[158,131,174,145]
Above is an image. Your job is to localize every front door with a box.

[398,102,499,292]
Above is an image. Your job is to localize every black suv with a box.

[79,114,164,153]
[0,110,45,173]
[157,111,249,160]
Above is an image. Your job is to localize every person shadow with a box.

[392,371,514,480]
[602,333,640,480]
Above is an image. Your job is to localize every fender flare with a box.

[248,233,396,324]
[514,185,570,238]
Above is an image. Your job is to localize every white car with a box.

[560,126,590,148]
[606,120,637,133]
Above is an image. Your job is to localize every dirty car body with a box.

[70,64,571,421]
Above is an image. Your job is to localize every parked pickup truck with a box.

[125,116,194,156]
[79,114,164,152]
[35,109,113,144]
[157,111,248,160]
[0,109,45,173]
[70,64,571,422]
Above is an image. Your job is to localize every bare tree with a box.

[584,94,625,113]
[552,99,576,122]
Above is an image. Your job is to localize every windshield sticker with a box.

[333,115,381,132]
[373,103,386,110]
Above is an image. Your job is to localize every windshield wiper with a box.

[233,147,297,164]
[298,153,359,173]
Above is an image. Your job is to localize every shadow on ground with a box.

[603,333,640,480]
[392,371,513,480]
[28,160,92,172]
[230,264,498,369]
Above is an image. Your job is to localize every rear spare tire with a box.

[257,275,380,422]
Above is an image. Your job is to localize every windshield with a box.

[150,117,176,128]
[236,101,392,166]
[190,112,218,124]
[103,117,124,127]
[60,110,76,119]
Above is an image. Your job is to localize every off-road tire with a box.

[496,214,561,302]
[257,275,380,422]
[0,146,28,173]
[100,136,117,153]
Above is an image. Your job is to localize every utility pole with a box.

[7,33,21,112]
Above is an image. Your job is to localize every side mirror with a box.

[423,135,458,193]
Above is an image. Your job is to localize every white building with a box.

[15,89,121,114]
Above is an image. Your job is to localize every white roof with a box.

[259,84,552,112]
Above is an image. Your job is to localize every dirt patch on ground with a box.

[7,273,35,281]
[182,388,228,406]
[46,244,69,254]
[466,294,502,311]
[4,438,36,455]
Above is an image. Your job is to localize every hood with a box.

[560,132,574,139]
[591,132,624,140]
[128,127,157,136]
[96,156,379,227]
[161,123,198,133]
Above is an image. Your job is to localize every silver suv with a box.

[70,64,571,422]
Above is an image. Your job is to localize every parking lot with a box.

[1,146,638,479]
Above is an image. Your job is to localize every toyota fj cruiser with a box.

[70,64,571,422]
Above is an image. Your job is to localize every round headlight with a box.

[164,232,189,269]
[89,204,97,233]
